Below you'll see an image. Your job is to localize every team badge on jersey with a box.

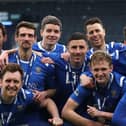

[35,67,42,73]
[111,90,117,97]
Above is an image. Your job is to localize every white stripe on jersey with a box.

[120,76,125,87]
[21,88,26,100]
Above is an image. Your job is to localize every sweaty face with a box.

[41,24,61,46]
[86,23,105,49]
[15,27,36,50]
[68,39,88,66]
[1,71,22,98]
[91,60,113,85]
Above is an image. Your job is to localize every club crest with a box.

[35,67,42,73]
[111,90,117,97]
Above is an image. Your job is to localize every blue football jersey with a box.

[110,48,126,76]
[8,51,56,91]
[32,41,66,54]
[0,88,33,126]
[8,51,56,125]
[112,92,126,126]
[86,42,125,62]
[71,72,126,125]
[48,53,89,113]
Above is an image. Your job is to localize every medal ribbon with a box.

[0,97,17,126]
[15,52,36,87]
[95,73,113,110]
[65,62,85,91]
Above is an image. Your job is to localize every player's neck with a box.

[70,60,83,69]
[93,43,106,51]
[41,40,55,51]
[96,79,109,88]
[18,48,32,61]
[1,94,15,104]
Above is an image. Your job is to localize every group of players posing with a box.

[0,15,126,126]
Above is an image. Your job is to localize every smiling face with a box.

[86,23,106,50]
[1,71,22,99]
[67,39,88,67]
[90,60,113,85]
[40,24,61,46]
[90,51,113,86]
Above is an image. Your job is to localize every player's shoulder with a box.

[113,72,126,87]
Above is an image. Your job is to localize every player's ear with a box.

[14,34,18,43]
[3,34,7,43]
[109,64,113,72]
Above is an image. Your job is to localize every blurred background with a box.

[0,0,126,49]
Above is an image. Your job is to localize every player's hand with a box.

[87,105,101,117]
[61,52,70,61]
[33,90,47,103]
[41,57,54,64]
[80,74,94,88]
[48,117,63,126]
[0,51,9,71]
